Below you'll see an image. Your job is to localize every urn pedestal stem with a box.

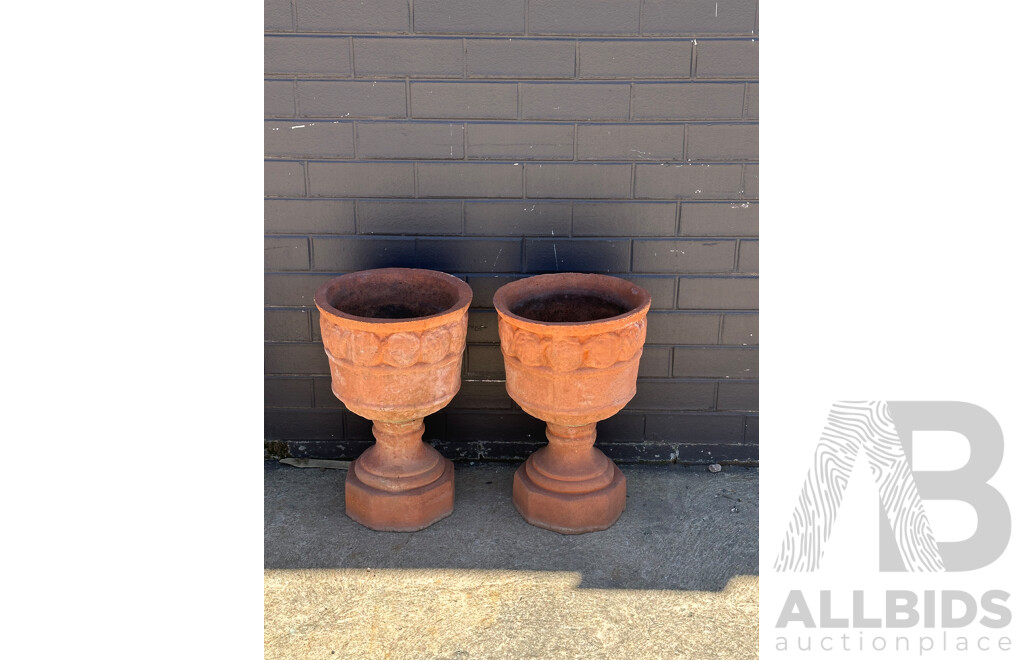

[513,421,626,534]
[346,418,455,532]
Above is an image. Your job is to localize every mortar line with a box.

[348,37,355,77]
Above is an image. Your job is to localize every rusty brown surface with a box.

[315,268,473,531]
[494,273,651,533]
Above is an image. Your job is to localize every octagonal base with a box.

[345,458,455,532]
[512,458,626,534]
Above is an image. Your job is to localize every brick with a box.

[415,238,522,272]
[265,410,347,440]
[414,0,525,34]
[638,346,671,377]
[686,124,758,161]
[312,377,345,408]
[595,414,646,442]
[523,239,630,273]
[297,81,407,118]
[467,309,500,343]
[577,124,685,161]
[634,163,745,199]
[297,0,410,32]
[265,120,354,158]
[265,36,351,76]
[465,201,571,235]
[676,443,757,463]
[353,37,463,77]
[466,275,522,308]
[343,411,374,439]
[573,202,676,236]
[310,307,323,341]
[645,413,745,443]
[744,164,758,198]
[265,199,356,234]
[717,381,757,411]
[696,40,758,78]
[265,80,295,117]
[673,347,757,378]
[449,380,513,409]
[679,202,757,236]
[642,0,757,35]
[311,237,416,270]
[744,415,758,444]
[627,276,676,309]
[307,162,415,197]
[579,40,691,78]
[627,380,716,410]
[466,344,505,376]
[632,239,736,273]
[721,313,758,346]
[266,411,346,442]
[411,82,518,119]
[265,309,311,341]
[356,122,464,159]
[645,312,719,344]
[357,200,462,234]
[265,161,305,197]
[466,39,574,78]
[737,239,758,272]
[265,343,329,375]
[445,412,546,443]
[526,163,632,199]
[418,162,522,198]
[528,0,640,35]
[265,0,293,31]
[677,276,758,310]
[521,83,630,120]
[744,83,758,118]
[265,378,314,408]
[632,82,744,119]
[265,274,334,306]
[265,236,310,271]
[466,123,574,160]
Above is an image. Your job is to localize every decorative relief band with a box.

[322,317,468,368]
[498,318,646,372]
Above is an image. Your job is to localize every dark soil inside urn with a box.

[338,301,448,319]
[511,293,629,323]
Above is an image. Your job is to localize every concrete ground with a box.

[265,460,759,659]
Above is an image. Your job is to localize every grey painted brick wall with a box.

[265,0,759,465]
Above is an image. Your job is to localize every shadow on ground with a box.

[265,461,758,591]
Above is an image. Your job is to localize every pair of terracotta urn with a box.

[314,268,651,534]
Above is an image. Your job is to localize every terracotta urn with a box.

[314,268,472,532]
[493,273,651,534]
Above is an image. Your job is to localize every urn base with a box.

[512,454,626,534]
[345,457,455,532]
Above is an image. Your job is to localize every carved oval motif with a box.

[497,319,516,351]
[547,337,583,372]
[583,333,619,369]
[351,330,382,366]
[448,317,468,352]
[384,332,421,367]
[419,327,451,364]
[322,323,352,362]
[515,330,547,367]
[617,321,644,361]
